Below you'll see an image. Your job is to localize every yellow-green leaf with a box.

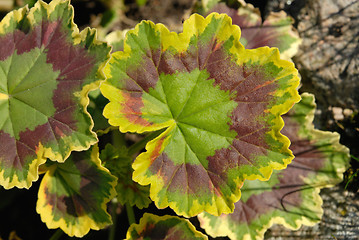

[0,0,111,189]
[101,13,300,217]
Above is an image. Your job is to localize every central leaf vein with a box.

[10,95,51,119]
[9,49,43,94]
[176,125,222,185]
[173,71,201,120]
[178,122,234,140]
[177,97,234,121]
[10,78,56,97]
[175,124,235,209]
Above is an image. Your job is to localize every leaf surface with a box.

[0,0,111,189]
[209,2,301,59]
[36,146,117,237]
[126,213,208,240]
[101,143,151,209]
[101,13,300,217]
[198,93,350,240]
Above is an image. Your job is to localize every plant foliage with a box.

[208,2,301,59]
[37,146,117,237]
[0,0,351,239]
[126,213,208,240]
[198,93,349,239]
[0,0,110,189]
[101,143,151,209]
[101,12,300,217]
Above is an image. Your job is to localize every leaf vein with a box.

[176,125,233,209]
[173,70,201,120]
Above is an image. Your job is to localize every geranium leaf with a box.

[101,13,300,217]
[0,0,111,189]
[101,143,151,209]
[126,213,208,240]
[36,146,117,237]
[209,2,301,59]
[198,93,350,240]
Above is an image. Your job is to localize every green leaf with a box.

[101,143,151,209]
[198,93,350,240]
[126,213,208,240]
[209,2,301,59]
[36,146,117,237]
[0,0,111,189]
[101,13,300,217]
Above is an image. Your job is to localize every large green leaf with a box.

[0,0,111,189]
[198,93,350,239]
[36,146,117,237]
[126,213,208,240]
[209,2,301,59]
[101,13,300,217]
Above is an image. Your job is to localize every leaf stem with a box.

[344,154,359,190]
[351,155,359,162]
[108,201,118,240]
[49,229,63,240]
[127,130,164,156]
[126,202,136,226]
[344,169,359,190]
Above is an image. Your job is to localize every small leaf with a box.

[36,146,117,237]
[126,213,208,240]
[101,13,300,217]
[101,143,151,209]
[0,0,111,189]
[198,93,350,240]
[209,2,301,59]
